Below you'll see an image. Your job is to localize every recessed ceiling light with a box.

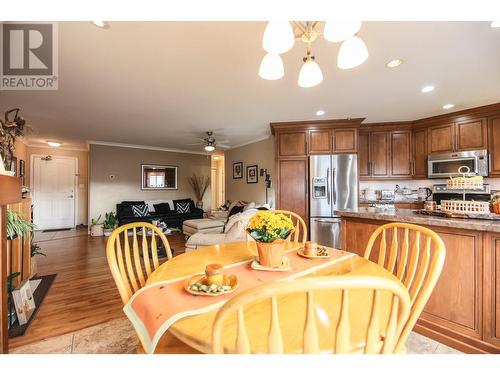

[47,141,61,147]
[442,104,455,110]
[213,156,220,160]
[386,59,403,68]
[316,110,325,116]
[421,85,435,93]
[490,21,500,28]
[91,21,109,29]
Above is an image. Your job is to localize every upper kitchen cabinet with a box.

[332,128,358,153]
[489,115,500,177]
[277,131,308,157]
[456,119,487,151]
[370,131,390,177]
[358,132,370,177]
[390,130,412,177]
[428,123,455,153]
[308,129,331,154]
[412,128,428,178]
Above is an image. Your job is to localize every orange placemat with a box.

[124,249,353,353]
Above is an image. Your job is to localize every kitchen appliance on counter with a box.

[310,154,358,249]
[428,149,488,178]
[431,183,491,205]
[376,189,395,201]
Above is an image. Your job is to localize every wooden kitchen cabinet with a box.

[428,123,455,153]
[277,158,308,223]
[390,130,412,177]
[358,132,370,177]
[484,233,500,348]
[332,128,358,153]
[488,115,500,177]
[370,131,390,177]
[456,119,487,151]
[277,131,307,157]
[308,129,331,154]
[412,128,428,178]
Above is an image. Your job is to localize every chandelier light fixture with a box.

[259,21,368,88]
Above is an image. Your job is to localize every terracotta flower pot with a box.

[493,202,500,215]
[256,240,285,268]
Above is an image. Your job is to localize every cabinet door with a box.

[456,119,487,151]
[308,130,331,154]
[370,131,390,177]
[484,233,500,348]
[333,128,358,153]
[277,159,308,222]
[489,116,500,177]
[277,131,307,157]
[428,123,455,153]
[390,130,412,177]
[358,132,370,177]
[420,228,482,340]
[413,128,428,178]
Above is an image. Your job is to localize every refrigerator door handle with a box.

[332,167,336,205]
[326,167,330,205]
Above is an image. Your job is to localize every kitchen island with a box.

[337,208,500,353]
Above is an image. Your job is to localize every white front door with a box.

[32,156,77,230]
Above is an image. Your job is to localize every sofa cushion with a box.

[132,204,149,217]
[173,199,193,214]
[224,208,258,234]
[153,203,171,214]
[122,200,146,206]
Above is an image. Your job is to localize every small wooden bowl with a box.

[184,274,239,297]
[297,248,331,259]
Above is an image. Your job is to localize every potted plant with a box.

[30,242,46,278]
[188,174,210,209]
[246,211,294,268]
[90,214,104,236]
[103,212,117,236]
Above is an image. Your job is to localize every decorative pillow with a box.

[154,203,171,214]
[173,199,194,214]
[228,204,244,218]
[243,202,256,211]
[132,204,149,217]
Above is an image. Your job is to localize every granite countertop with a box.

[335,208,500,233]
[359,199,425,204]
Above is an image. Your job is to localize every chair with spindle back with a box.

[247,210,307,245]
[212,276,411,354]
[106,222,173,305]
[363,222,446,353]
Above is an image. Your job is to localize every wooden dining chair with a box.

[363,222,446,353]
[247,210,307,245]
[106,222,173,305]
[212,275,411,354]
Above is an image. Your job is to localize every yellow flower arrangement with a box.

[247,211,294,243]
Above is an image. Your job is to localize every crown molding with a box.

[87,140,208,155]
[27,143,89,152]
[229,135,271,150]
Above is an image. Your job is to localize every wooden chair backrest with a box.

[246,210,307,245]
[106,222,172,304]
[212,276,411,354]
[364,222,446,352]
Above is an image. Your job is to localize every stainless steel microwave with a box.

[427,149,488,178]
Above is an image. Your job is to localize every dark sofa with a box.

[116,199,204,228]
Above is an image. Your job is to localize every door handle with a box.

[326,168,330,205]
[332,168,336,204]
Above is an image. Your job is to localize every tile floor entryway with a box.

[10,317,462,354]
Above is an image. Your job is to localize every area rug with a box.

[8,274,57,338]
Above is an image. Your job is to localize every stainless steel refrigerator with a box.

[309,154,358,248]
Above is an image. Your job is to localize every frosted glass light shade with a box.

[298,59,323,88]
[337,36,369,69]
[324,20,362,42]
[259,53,284,80]
[262,21,295,54]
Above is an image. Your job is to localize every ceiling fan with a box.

[187,131,230,152]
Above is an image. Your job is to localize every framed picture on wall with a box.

[233,162,243,179]
[19,159,25,185]
[141,164,178,190]
[246,165,258,184]
[10,156,17,176]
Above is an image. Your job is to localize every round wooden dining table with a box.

[145,241,402,354]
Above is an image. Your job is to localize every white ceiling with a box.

[1,21,500,152]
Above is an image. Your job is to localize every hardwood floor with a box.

[8,229,186,349]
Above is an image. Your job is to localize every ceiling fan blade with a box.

[216,144,231,149]
[186,142,204,146]
[216,140,230,144]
